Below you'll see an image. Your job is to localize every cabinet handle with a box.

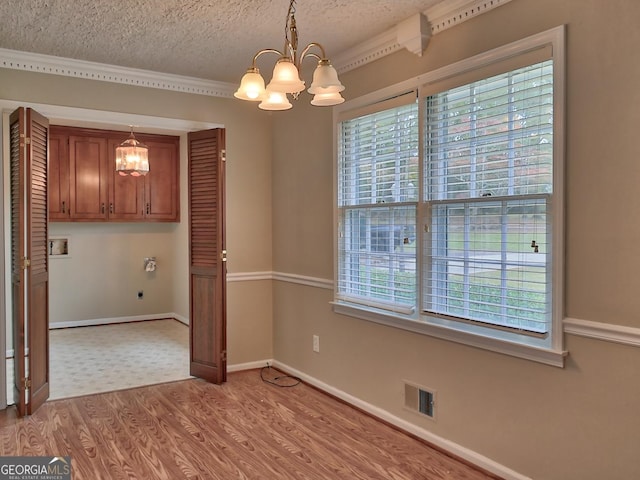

[110,203,113,214]
[146,203,150,215]
[61,201,65,214]
[101,203,105,214]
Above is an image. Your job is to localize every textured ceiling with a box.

[0,0,446,84]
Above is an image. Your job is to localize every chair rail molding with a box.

[228,271,640,352]
[563,317,640,348]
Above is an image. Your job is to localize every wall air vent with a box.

[404,381,436,419]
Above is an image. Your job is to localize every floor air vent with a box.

[404,382,436,419]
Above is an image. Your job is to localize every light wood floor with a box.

[0,369,499,479]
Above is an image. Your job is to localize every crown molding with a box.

[426,0,513,34]
[0,47,236,98]
[332,28,404,74]
[0,0,512,98]
[334,0,513,73]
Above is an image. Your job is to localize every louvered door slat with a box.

[188,129,226,385]
[26,109,50,413]
[9,110,26,416]
[9,107,50,417]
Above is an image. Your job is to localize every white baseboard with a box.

[228,359,272,373]
[172,313,189,326]
[49,313,182,329]
[272,360,531,480]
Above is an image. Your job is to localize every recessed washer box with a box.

[49,236,71,258]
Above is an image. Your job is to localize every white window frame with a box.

[333,26,566,367]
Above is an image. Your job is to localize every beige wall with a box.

[2,0,639,476]
[48,222,177,323]
[0,68,274,365]
[272,0,640,479]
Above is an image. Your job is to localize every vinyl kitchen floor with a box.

[6,319,191,403]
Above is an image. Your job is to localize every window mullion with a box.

[371,127,378,204]
[463,203,471,317]
[470,85,478,198]
[507,72,516,196]
[500,199,508,321]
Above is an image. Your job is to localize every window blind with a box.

[339,102,419,206]
[423,60,553,334]
[337,100,419,311]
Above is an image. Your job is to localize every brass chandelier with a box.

[234,0,345,110]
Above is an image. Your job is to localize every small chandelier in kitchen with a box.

[115,126,149,176]
[234,0,345,111]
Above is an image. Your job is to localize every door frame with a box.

[0,100,222,409]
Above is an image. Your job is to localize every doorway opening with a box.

[1,101,225,411]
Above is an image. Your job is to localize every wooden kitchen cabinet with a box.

[69,134,109,220]
[48,130,70,220]
[144,138,180,221]
[49,126,180,222]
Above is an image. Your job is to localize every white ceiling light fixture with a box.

[115,126,149,177]
[234,0,345,111]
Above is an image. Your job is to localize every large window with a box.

[335,28,565,365]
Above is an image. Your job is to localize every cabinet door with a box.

[69,135,109,220]
[144,138,180,221]
[48,131,70,220]
[108,138,145,220]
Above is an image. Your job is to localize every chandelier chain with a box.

[285,0,298,62]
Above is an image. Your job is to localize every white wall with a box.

[48,222,178,325]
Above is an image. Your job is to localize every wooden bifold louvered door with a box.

[188,129,227,384]
[10,107,50,416]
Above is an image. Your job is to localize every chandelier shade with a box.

[259,90,293,110]
[311,91,345,106]
[234,67,266,101]
[115,127,149,177]
[235,0,345,111]
[308,60,345,94]
[266,58,306,94]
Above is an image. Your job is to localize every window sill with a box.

[331,301,567,367]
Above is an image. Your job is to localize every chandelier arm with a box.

[251,48,286,68]
[298,42,327,67]
[300,51,322,66]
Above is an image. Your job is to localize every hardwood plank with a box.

[0,370,500,479]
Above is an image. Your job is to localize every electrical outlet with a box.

[137,290,144,299]
[312,335,320,353]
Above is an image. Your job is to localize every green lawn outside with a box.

[355,263,546,331]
